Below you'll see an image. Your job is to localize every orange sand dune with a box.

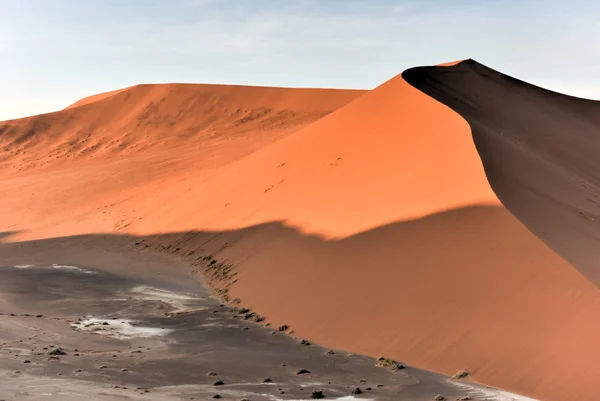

[64,87,130,109]
[1,64,600,401]
[0,84,364,174]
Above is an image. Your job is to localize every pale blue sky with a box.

[1,0,599,120]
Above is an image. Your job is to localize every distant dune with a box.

[0,83,364,173]
[1,62,600,401]
[64,87,130,110]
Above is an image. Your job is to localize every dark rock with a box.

[213,380,225,386]
[310,390,325,399]
[365,387,372,391]
[352,388,362,395]
[262,377,273,383]
[452,370,469,379]
[433,395,445,401]
[300,339,311,346]
[296,368,310,375]
[278,324,289,332]
[48,348,67,356]
[207,371,218,376]
[36,314,43,318]
[212,395,221,399]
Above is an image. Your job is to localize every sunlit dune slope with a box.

[64,87,131,110]
[0,83,364,174]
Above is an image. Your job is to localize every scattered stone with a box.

[36,314,43,318]
[49,348,67,356]
[452,370,469,379]
[310,390,325,399]
[359,379,366,383]
[75,369,83,372]
[300,339,311,346]
[99,365,108,369]
[262,377,273,383]
[254,315,264,323]
[352,388,363,395]
[243,327,249,331]
[238,308,250,314]
[48,356,60,361]
[326,350,335,355]
[9,313,15,316]
[120,368,128,372]
[278,324,289,332]
[433,395,445,401]
[23,360,31,364]
[207,371,218,376]
[456,397,472,401]
[213,380,225,386]
[376,357,405,371]
[212,395,221,399]
[296,368,310,375]
[376,384,384,387]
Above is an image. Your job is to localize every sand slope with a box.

[64,87,130,110]
[404,59,600,287]
[0,84,364,174]
[1,64,600,401]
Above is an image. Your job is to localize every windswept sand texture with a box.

[1,62,600,400]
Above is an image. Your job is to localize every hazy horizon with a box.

[2,0,600,120]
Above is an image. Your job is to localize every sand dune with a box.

[64,87,130,110]
[1,62,600,401]
[404,59,600,287]
[0,84,364,174]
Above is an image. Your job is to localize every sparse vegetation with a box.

[452,370,469,379]
[376,356,405,371]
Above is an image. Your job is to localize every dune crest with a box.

[64,87,130,110]
[404,59,600,287]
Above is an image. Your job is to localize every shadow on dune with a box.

[2,204,599,400]
[0,231,20,242]
[403,59,600,289]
